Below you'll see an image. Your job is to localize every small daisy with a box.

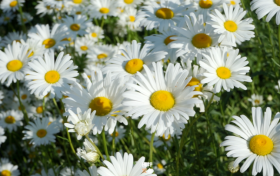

[44,0,70,9]
[64,108,95,140]
[199,47,252,93]
[191,0,222,18]
[123,62,202,135]
[77,137,99,163]
[85,25,104,42]
[152,133,172,147]
[0,11,15,25]
[77,165,98,176]
[138,0,187,32]
[23,117,59,146]
[154,160,166,174]
[89,0,118,19]
[17,12,33,25]
[0,127,7,145]
[248,94,263,106]
[75,37,94,56]
[0,42,31,86]
[25,51,78,98]
[108,126,126,144]
[208,4,255,47]
[56,146,63,157]
[98,152,156,176]
[118,7,141,30]
[69,0,89,6]
[35,1,54,17]
[0,110,23,132]
[14,87,32,104]
[87,44,116,65]
[28,101,51,118]
[61,15,91,39]
[68,5,89,16]
[0,0,25,12]
[225,0,240,7]
[0,31,27,47]
[0,158,20,176]
[117,0,143,8]
[20,39,45,59]
[221,107,280,176]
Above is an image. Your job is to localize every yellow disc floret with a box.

[70,24,80,31]
[110,131,119,137]
[275,0,280,6]
[9,1,17,7]
[80,46,88,51]
[89,97,112,116]
[199,0,213,9]
[99,7,110,14]
[186,77,203,92]
[42,38,56,48]
[28,51,34,58]
[97,53,108,59]
[249,135,274,156]
[157,163,164,169]
[155,8,174,19]
[73,0,82,4]
[125,59,144,74]
[36,129,47,138]
[45,70,60,84]
[1,170,11,176]
[224,21,238,32]
[91,32,97,38]
[124,0,134,4]
[36,106,43,114]
[161,134,171,141]
[230,0,236,5]
[21,94,27,100]
[5,116,15,124]
[7,60,23,72]
[150,90,175,111]
[192,33,212,49]
[129,16,135,22]
[164,35,176,45]
[216,67,231,79]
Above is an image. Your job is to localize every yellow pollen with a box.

[157,163,164,169]
[9,1,17,7]
[124,0,134,4]
[224,21,238,32]
[46,5,51,9]
[36,106,43,114]
[76,11,81,15]
[7,60,23,72]
[216,67,231,79]
[5,116,15,124]
[97,53,108,59]
[70,24,80,31]
[162,134,171,141]
[155,8,174,19]
[199,0,213,9]
[230,0,236,5]
[186,77,203,92]
[91,32,97,37]
[275,0,280,6]
[254,99,260,104]
[73,0,82,4]
[125,59,144,74]
[45,70,60,83]
[164,35,176,45]
[21,94,27,100]
[89,97,112,116]
[28,51,34,58]
[1,170,11,176]
[129,16,135,22]
[192,33,212,49]
[36,129,47,138]
[99,7,110,14]
[150,90,175,111]
[110,131,119,137]
[249,135,273,156]
[80,46,88,51]
[42,38,56,48]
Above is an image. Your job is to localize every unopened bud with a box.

[228,161,239,173]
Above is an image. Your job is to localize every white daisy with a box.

[98,152,156,176]
[69,0,89,6]
[0,158,20,176]
[89,0,118,19]
[17,12,33,25]
[0,42,31,86]
[225,0,240,7]
[77,165,98,176]
[108,126,126,144]
[0,31,27,47]
[248,94,263,106]
[25,51,78,98]
[123,62,202,135]
[23,117,59,146]
[20,39,45,59]
[117,7,141,30]
[138,0,186,32]
[0,110,23,132]
[154,160,166,174]
[0,0,25,12]
[77,137,99,163]
[85,25,104,42]
[61,15,91,39]
[152,133,172,147]
[14,87,32,104]
[87,44,116,65]
[0,11,15,25]
[44,0,70,9]
[28,101,51,118]
[68,5,89,16]
[208,4,255,47]
[199,47,252,93]
[75,37,94,56]
[35,1,54,17]
[0,127,7,146]
[117,0,143,8]
[191,0,222,18]
[221,107,280,176]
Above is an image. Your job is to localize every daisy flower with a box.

[89,0,118,19]
[117,0,143,8]
[63,69,128,134]
[44,0,70,9]
[0,12,15,25]
[28,101,51,118]
[208,4,255,47]
[123,62,202,134]
[28,24,68,51]
[221,107,280,176]
[20,39,45,59]
[248,94,263,106]
[108,126,126,144]
[251,0,280,25]
[102,40,166,80]
[14,87,32,104]
[85,25,104,42]
[118,7,141,30]
[138,0,187,32]
[23,117,59,146]
[69,0,89,6]
[77,165,98,176]
[0,31,27,47]
[61,15,91,39]
[0,0,25,12]
[191,0,222,18]
[0,42,30,86]
[77,137,99,163]
[75,37,94,56]
[199,47,252,93]
[35,1,54,17]
[225,0,240,7]
[0,110,23,132]
[152,133,172,147]
[17,12,33,25]
[0,127,7,146]
[87,44,116,65]
[25,51,78,98]
[68,5,89,16]
[64,108,95,140]
[154,160,166,174]
[98,152,156,176]
[0,158,20,176]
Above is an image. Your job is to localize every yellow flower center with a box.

[45,70,60,84]
[80,46,88,51]
[157,163,164,169]
[150,90,175,111]
[73,0,82,4]
[186,77,203,92]
[57,148,62,153]
[129,16,135,22]
[28,51,34,58]
[7,60,23,72]
[21,94,27,100]
[36,106,43,114]
[1,170,11,176]
[89,97,112,116]
[5,116,15,124]
[249,135,273,156]
[9,1,17,7]
[76,11,81,15]
[36,129,47,138]
[224,21,238,32]
[216,67,231,79]
[97,53,108,59]
[254,99,260,104]
[161,134,171,141]
[164,35,176,45]
[230,0,236,5]
[91,32,97,37]
[46,5,51,9]
[110,131,119,137]
[4,17,10,21]
[192,33,212,49]
[99,7,110,14]
[124,0,134,4]
[199,0,213,9]
[42,38,56,48]
[275,0,280,6]
[70,24,80,31]
[155,8,174,19]
[125,58,144,74]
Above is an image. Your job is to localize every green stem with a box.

[149,131,156,163]
[267,23,276,61]
[112,128,116,155]
[42,97,46,117]
[16,81,29,122]
[102,128,110,161]
[85,134,104,160]
[17,0,27,33]
[100,17,105,28]
[278,25,280,60]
